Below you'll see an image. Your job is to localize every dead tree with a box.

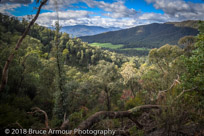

[0,0,48,92]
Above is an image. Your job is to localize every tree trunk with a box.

[105,87,111,111]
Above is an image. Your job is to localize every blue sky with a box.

[0,0,204,28]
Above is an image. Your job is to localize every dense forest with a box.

[0,6,204,136]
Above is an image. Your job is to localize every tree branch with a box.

[15,121,24,129]
[0,0,48,92]
[161,75,180,93]
[129,116,143,129]
[176,87,197,99]
[156,75,180,103]
[60,112,69,130]
[78,105,162,130]
[28,107,49,129]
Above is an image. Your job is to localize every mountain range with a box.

[80,20,201,49]
[58,25,121,37]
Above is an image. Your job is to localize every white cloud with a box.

[43,0,81,11]
[138,13,173,23]
[0,0,34,15]
[8,0,203,29]
[34,0,139,28]
[36,10,92,27]
[82,0,137,18]
[82,16,138,28]
[0,0,32,4]
[0,3,21,15]
[44,0,137,18]
[34,9,139,28]
[145,0,204,20]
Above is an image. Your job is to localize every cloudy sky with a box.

[0,0,204,28]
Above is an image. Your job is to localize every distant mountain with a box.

[58,25,121,37]
[80,20,200,49]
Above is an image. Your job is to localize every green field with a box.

[120,48,151,51]
[89,43,151,51]
[89,43,124,49]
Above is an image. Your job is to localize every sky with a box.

[0,0,204,28]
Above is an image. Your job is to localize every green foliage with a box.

[51,21,68,122]
[147,44,184,91]
[181,22,204,111]
[182,27,204,91]
[68,111,84,129]
[125,93,144,110]
[64,38,129,66]
[0,104,36,129]
[89,60,123,110]
[0,13,203,134]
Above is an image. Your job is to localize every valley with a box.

[0,0,203,135]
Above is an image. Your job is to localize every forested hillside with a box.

[0,12,204,136]
[80,22,199,49]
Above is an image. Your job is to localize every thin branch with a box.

[63,112,67,122]
[156,75,180,102]
[15,121,24,129]
[176,87,197,99]
[162,75,180,93]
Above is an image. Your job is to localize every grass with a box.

[89,43,151,51]
[120,48,151,51]
[89,43,124,49]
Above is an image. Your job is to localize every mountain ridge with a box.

[80,20,201,49]
[58,25,121,37]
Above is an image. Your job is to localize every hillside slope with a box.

[80,21,199,48]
